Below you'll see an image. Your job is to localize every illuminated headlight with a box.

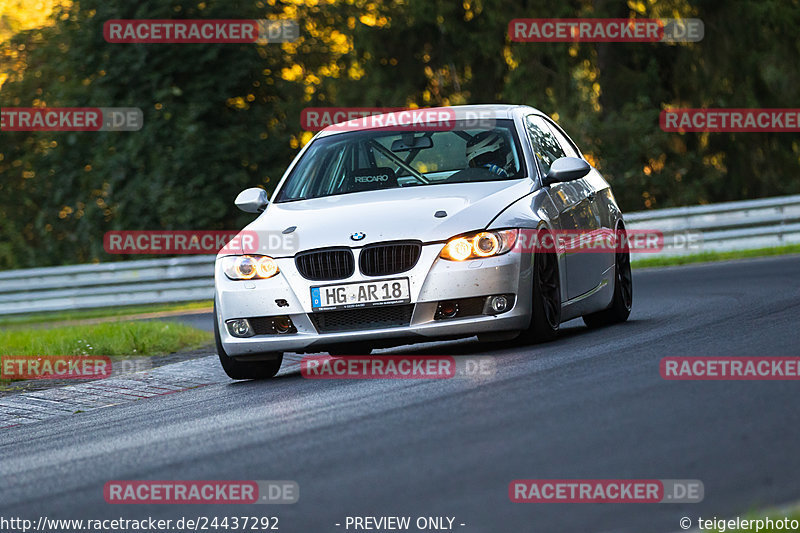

[440,229,518,261]
[222,255,279,280]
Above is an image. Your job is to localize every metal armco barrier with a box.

[0,255,215,316]
[1,194,799,315]
[625,193,800,258]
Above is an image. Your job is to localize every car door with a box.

[525,114,602,300]
[542,117,612,299]
[523,115,577,297]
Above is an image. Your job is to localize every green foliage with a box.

[1,0,799,269]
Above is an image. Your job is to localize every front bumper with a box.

[215,243,533,356]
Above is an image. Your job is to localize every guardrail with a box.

[0,255,215,316]
[1,194,799,315]
[625,193,800,257]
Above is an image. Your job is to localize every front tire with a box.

[214,305,283,380]
[582,225,633,328]
[519,231,561,344]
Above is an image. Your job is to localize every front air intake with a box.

[295,248,355,281]
[359,241,422,277]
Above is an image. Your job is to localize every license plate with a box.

[311,278,411,311]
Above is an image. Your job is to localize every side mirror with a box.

[235,187,269,213]
[542,157,591,186]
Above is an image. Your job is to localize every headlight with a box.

[222,255,280,280]
[440,229,518,261]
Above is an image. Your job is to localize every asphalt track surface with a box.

[2,255,800,533]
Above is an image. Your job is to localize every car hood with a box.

[244,179,534,255]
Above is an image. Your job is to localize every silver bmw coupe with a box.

[214,104,632,379]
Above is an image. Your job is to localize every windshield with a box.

[274,119,526,202]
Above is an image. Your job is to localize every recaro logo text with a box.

[354,174,390,183]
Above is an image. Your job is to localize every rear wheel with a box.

[582,226,633,328]
[214,305,283,380]
[519,232,561,344]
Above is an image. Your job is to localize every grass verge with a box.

[707,504,800,532]
[0,300,212,328]
[632,244,800,269]
[0,320,212,384]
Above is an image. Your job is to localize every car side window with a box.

[524,115,566,176]
[542,119,580,159]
